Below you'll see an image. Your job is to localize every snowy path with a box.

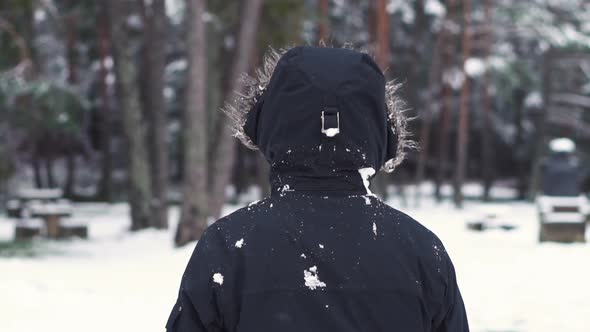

[1,199,589,332]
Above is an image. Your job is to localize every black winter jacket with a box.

[166,46,469,332]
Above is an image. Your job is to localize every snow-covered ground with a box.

[1,190,589,332]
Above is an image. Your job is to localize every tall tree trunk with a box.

[33,154,43,188]
[408,0,427,110]
[318,0,329,42]
[434,0,459,202]
[434,83,452,202]
[453,0,472,208]
[64,154,76,197]
[209,0,264,220]
[373,0,390,71]
[370,0,393,198]
[529,50,553,199]
[414,19,445,206]
[176,0,209,246]
[513,88,527,200]
[107,0,154,230]
[45,155,56,188]
[64,1,79,198]
[17,1,43,190]
[142,0,169,229]
[65,3,79,85]
[97,5,113,202]
[481,0,494,201]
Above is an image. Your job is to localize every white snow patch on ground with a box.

[318,244,324,249]
[364,195,372,205]
[212,273,224,285]
[304,266,327,290]
[373,222,377,237]
[234,238,244,248]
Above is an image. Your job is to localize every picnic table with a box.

[7,188,67,218]
[7,188,86,240]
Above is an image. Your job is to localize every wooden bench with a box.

[58,219,89,239]
[537,195,588,243]
[539,222,586,243]
[14,219,43,240]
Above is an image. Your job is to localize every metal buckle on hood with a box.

[321,108,340,137]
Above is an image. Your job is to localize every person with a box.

[166,46,469,332]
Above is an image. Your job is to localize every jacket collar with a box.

[269,170,368,197]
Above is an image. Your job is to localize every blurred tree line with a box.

[0,0,589,244]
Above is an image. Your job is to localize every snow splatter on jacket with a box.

[166,46,469,332]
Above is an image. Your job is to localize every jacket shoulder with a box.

[374,200,450,259]
[204,198,273,238]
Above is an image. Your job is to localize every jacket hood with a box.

[225,46,414,187]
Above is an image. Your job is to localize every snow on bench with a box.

[537,195,589,224]
[17,188,64,201]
